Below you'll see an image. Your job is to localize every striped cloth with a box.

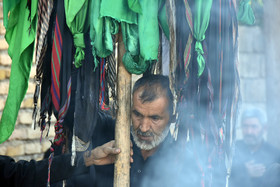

[99,58,110,110]
[51,15,63,113]
[183,0,193,82]
[32,0,53,130]
[35,0,54,78]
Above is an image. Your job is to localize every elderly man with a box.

[129,75,175,186]
[92,74,199,187]
[230,108,280,187]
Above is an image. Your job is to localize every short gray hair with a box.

[241,108,267,126]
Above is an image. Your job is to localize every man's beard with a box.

[244,135,263,147]
[131,125,169,150]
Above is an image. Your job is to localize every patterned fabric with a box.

[183,0,193,82]
[99,58,110,110]
[35,0,54,69]
[50,0,73,146]
[51,16,63,113]
[33,0,54,129]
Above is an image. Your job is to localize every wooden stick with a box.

[114,30,131,187]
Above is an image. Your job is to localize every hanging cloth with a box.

[237,0,255,25]
[138,0,159,66]
[89,0,119,70]
[2,0,20,28]
[94,0,160,74]
[50,0,73,146]
[33,0,54,129]
[65,0,89,68]
[182,0,193,82]
[35,0,54,69]
[158,0,169,40]
[0,0,38,143]
[121,0,160,74]
[121,22,145,75]
[72,34,100,164]
[100,0,138,24]
[193,0,212,77]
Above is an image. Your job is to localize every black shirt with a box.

[0,153,87,187]
[230,140,280,187]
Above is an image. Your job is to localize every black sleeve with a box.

[0,155,38,187]
[0,153,88,187]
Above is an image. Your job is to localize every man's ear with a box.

[169,114,176,123]
[262,124,268,132]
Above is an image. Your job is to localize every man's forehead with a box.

[133,87,167,99]
[242,117,262,126]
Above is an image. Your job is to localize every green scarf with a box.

[0,0,38,143]
[238,0,255,25]
[90,0,119,70]
[65,0,89,68]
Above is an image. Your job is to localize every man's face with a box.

[242,117,264,146]
[131,89,171,150]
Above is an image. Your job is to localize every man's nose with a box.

[245,127,254,134]
[139,118,150,132]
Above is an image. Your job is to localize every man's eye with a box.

[151,116,160,121]
[133,111,142,117]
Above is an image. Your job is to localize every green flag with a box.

[0,0,37,143]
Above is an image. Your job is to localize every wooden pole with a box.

[114,31,131,187]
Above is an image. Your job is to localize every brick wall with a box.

[236,25,267,139]
[0,1,54,161]
[237,20,280,148]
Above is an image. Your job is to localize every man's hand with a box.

[83,140,133,166]
[245,160,266,178]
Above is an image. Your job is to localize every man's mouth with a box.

[138,135,153,141]
[137,130,153,141]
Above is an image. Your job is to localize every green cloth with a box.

[122,22,149,75]
[0,0,38,143]
[2,0,20,28]
[121,0,160,74]
[89,0,119,69]
[65,0,89,68]
[89,0,164,74]
[138,0,159,62]
[193,0,212,77]
[128,0,142,14]
[100,0,137,24]
[237,0,255,25]
[158,0,169,40]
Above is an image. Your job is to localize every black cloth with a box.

[131,134,177,187]
[91,121,200,187]
[66,113,201,187]
[132,137,201,187]
[65,111,115,187]
[73,35,100,144]
[229,140,280,187]
[0,153,87,187]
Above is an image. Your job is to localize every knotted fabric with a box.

[193,0,212,77]
[65,0,89,68]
